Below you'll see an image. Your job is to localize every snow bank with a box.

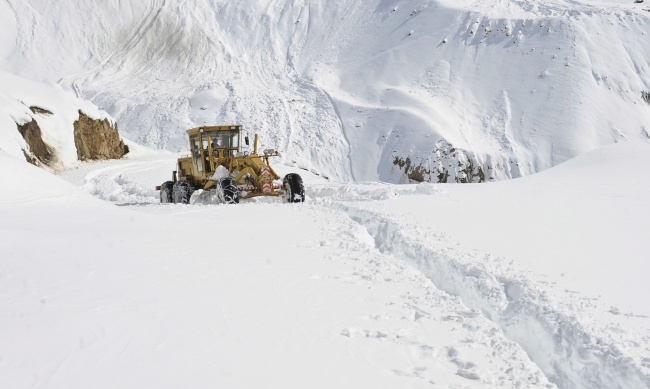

[322,141,650,389]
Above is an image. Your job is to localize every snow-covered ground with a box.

[1,139,649,389]
[2,0,650,388]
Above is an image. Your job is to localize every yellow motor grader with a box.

[157,125,304,204]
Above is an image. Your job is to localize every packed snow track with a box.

[33,146,650,388]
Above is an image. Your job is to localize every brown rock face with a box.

[73,110,126,161]
[29,106,53,115]
[16,119,55,167]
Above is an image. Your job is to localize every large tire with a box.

[172,181,194,204]
[282,173,305,203]
[218,177,240,204]
[160,181,174,203]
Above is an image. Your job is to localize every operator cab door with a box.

[201,136,212,173]
[190,133,214,174]
[190,134,203,173]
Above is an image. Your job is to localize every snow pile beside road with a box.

[327,140,650,389]
[82,173,157,204]
[338,203,649,388]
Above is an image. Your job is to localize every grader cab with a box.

[157,125,304,204]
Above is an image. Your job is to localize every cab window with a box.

[190,135,200,155]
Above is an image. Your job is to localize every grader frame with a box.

[158,125,305,204]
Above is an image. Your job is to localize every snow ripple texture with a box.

[328,202,650,389]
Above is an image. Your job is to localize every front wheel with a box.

[282,173,305,203]
[160,181,174,203]
[172,181,194,204]
[218,177,240,204]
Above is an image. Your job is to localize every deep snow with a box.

[1,0,650,388]
[0,150,552,389]
[0,139,647,389]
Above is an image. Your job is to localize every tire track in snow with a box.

[58,156,649,388]
[331,201,650,389]
[297,203,555,388]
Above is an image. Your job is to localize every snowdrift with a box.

[321,140,650,389]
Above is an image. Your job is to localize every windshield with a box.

[208,130,239,149]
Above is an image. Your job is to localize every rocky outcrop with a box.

[29,106,53,115]
[392,140,491,184]
[73,110,126,161]
[15,108,127,169]
[16,118,55,168]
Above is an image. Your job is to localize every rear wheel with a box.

[172,181,194,204]
[282,173,305,203]
[160,181,174,203]
[219,177,240,204]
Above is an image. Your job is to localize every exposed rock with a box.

[14,110,126,169]
[21,149,41,166]
[16,119,55,167]
[29,106,53,115]
[393,140,490,184]
[73,110,126,161]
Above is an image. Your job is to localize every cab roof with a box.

[186,125,242,135]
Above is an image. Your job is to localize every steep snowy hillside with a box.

[2,0,649,183]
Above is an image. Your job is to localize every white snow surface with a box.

[0,140,648,389]
[2,0,650,181]
[2,1,650,388]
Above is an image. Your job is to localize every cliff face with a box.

[14,108,126,169]
[392,148,488,184]
[16,117,55,168]
[73,110,126,161]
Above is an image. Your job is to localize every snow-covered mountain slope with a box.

[2,0,649,182]
[2,139,649,389]
[2,1,649,388]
